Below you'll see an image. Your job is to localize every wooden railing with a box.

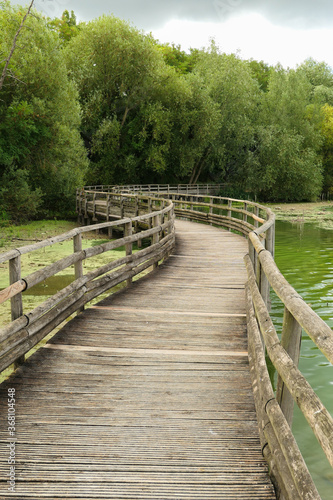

[0,195,175,374]
[1,184,333,498]
[76,186,333,499]
[83,183,225,195]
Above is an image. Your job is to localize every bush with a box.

[0,168,43,224]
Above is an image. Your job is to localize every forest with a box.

[1,1,333,222]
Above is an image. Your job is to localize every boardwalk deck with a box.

[0,220,276,499]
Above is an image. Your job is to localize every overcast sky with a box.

[34,0,333,68]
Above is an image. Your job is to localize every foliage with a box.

[193,44,261,184]
[0,167,43,223]
[65,16,218,186]
[47,10,82,42]
[318,104,333,193]
[246,126,322,201]
[247,59,272,92]
[1,3,333,208]
[157,43,200,74]
[0,2,88,216]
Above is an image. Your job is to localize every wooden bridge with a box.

[0,186,333,499]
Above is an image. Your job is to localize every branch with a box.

[0,0,35,92]
[7,70,26,86]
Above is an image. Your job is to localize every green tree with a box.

[65,15,215,185]
[246,66,323,200]
[318,104,333,195]
[157,43,200,74]
[247,59,272,92]
[0,2,88,220]
[192,44,260,185]
[47,10,82,43]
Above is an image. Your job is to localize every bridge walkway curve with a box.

[0,220,276,499]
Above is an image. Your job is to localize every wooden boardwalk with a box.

[0,220,276,499]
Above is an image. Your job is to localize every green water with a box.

[272,221,333,498]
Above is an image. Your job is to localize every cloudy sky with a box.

[35,0,333,68]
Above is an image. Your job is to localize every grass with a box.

[0,220,79,250]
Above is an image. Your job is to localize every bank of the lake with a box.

[267,201,333,229]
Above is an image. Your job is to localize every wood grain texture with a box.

[0,220,275,499]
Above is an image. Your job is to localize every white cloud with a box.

[150,13,333,68]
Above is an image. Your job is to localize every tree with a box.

[47,10,82,42]
[318,104,333,195]
[192,43,260,185]
[245,66,323,200]
[0,2,88,220]
[246,125,322,201]
[157,43,200,74]
[65,16,211,185]
[247,59,272,92]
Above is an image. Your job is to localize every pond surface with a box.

[271,221,333,498]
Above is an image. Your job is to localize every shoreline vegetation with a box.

[267,201,333,229]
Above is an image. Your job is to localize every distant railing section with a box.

[76,185,333,499]
[77,188,268,238]
[0,194,175,374]
[83,183,226,195]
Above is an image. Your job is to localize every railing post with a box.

[189,196,193,211]
[106,194,113,239]
[84,193,89,225]
[209,197,213,225]
[73,233,85,313]
[227,200,232,232]
[74,234,83,280]
[125,221,133,286]
[134,196,139,234]
[120,196,124,219]
[152,213,160,270]
[249,239,256,272]
[243,202,248,223]
[259,260,270,309]
[92,193,97,222]
[9,256,25,367]
[76,188,80,223]
[254,206,259,229]
[276,308,302,428]
[147,197,152,228]
[266,221,275,258]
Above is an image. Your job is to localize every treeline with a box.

[1,4,333,222]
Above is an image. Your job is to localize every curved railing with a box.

[76,185,333,499]
[0,194,175,374]
[1,184,333,499]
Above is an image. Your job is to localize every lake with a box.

[272,220,333,498]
